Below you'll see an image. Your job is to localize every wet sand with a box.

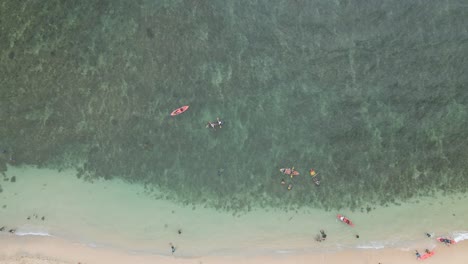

[1,234,467,264]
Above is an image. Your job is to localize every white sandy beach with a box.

[1,235,467,264]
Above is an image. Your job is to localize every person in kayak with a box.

[340,216,351,225]
[309,169,316,176]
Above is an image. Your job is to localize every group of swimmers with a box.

[206,117,224,130]
[0,213,47,235]
[279,167,320,191]
[0,226,16,233]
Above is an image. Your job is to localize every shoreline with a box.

[2,165,468,262]
[1,234,468,264]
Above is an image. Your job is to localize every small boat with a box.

[337,214,354,227]
[170,105,189,116]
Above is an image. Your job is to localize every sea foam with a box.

[355,242,385,250]
[453,231,468,242]
[275,250,294,254]
[15,231,52,237]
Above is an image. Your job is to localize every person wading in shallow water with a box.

[320,230,327,241]
[170,243,176,254]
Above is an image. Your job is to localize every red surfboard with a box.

[437,237,456,244]
[170,105,189,116]
[419,251,435,260]
[337,214,354,227]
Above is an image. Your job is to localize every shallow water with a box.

[1,166,467,257]
[1,0,468,220]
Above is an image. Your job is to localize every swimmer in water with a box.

[216,117,224,128]
[206,121,216,129]
[206,117,224,130]
[170,243,176,254]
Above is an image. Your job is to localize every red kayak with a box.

[419,251,435,260]
[337,214,354,227]
[437,237,456,244]
[170,105,189,116]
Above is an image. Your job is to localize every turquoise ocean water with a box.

[1,0,468,257]
[1,166,468,257]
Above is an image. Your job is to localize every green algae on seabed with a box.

[0,0,468,212]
